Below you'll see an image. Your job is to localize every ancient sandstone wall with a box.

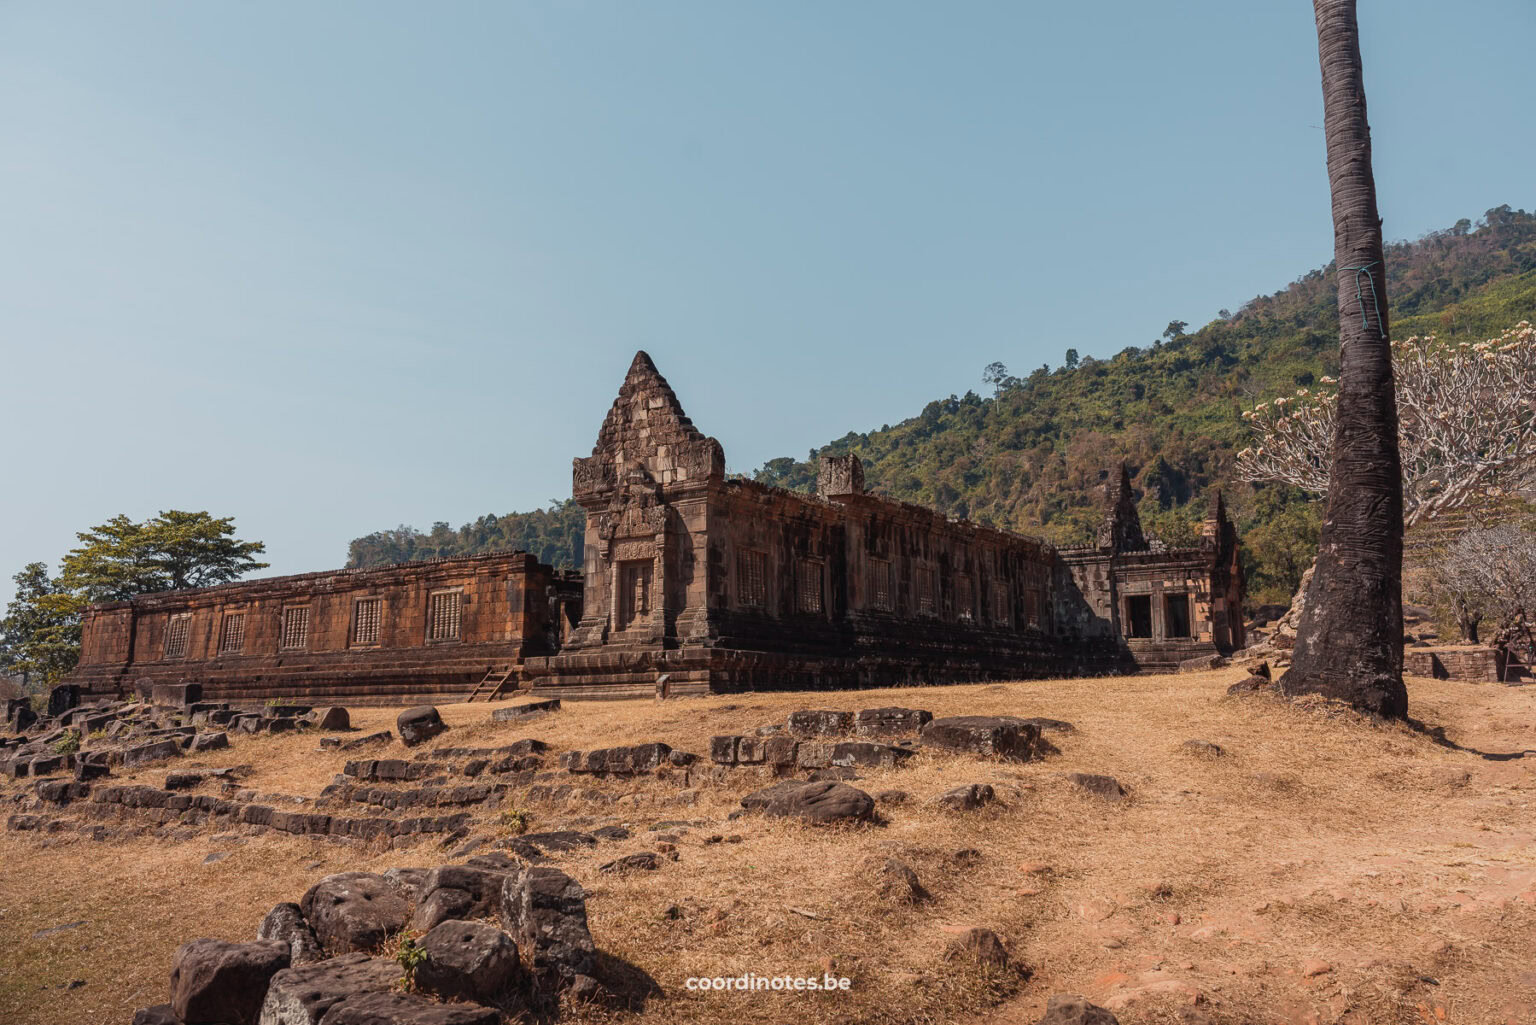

[71,552,566,706]
[1403,646,1501,682]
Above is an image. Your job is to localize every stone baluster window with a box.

[956,575,976,621]
[353,597,382,646]
[280,606,311,650]
[736,550,767,609]
[991,582,1010,626]
[164,613,191,659]
[218,612,246,653]
[796,559,823,614]
[870,559,893,612]
[427,590,462,642]
[917,569,935,616]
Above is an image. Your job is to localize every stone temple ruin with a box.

[65,353,1242,704]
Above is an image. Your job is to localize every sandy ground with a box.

[2,668,1534,1025]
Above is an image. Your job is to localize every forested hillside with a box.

[347,207,1536,605]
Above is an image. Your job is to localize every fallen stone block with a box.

[787,709,853,739]
[945,926,1009,968]
[491,698,560,723]
[312,707,350,731]
[1035,994,1121,1024]
[709,735,743,765]
[933,783,996,812]
[830,741,915,769]
[257,952,398,1025]
[125,740,184,770]
[318,990,500,1025]
[1178,653,1230,672]
[189,732,229,754]
[165,772,204,791]
[1066,772,1127,801]
[416,919,525,1005]
[920,716,1040,761]
[740,780,810,812]
[761,780,875,825]
[563,743,671,775]
[853,707,933,738]
[257,902,324,965]
[599,852,662,873]
[47,684,80,718]
[339,731,392,751]
[170,937,289,1025]
[498,865,596,984]
[397,706,447,747]
[153,682,202,708]
[299,872,412,955]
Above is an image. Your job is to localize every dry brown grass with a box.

[3,669,1536,1025]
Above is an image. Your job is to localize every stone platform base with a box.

[67,646,524,707]
[524,640,1133,700]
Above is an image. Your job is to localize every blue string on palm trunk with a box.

[1340,261,1383,333]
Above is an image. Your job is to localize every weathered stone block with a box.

[153,682,202,707]
[170,937,289,1025]
[830,741,915,769]
[762,780,875,825]
[491,698,560,723]
[787,709,854,739]
[498,866,596,983]
[794,741,833,769]
[397,706,446,747]
[708,735,741,765]
[920,716,1040,762]
[124,740,182,769]
[853,706,933,738]
[299,873,411,955]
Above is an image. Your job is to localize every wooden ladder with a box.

[466,667,518,703]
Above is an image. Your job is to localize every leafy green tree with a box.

[1163,320,1189,340]
[0,563,82,687]
[60,510,269,601]
[1063,348,1079,370]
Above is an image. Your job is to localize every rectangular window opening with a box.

[992,582,1010,626]
[871,559,893,612]
[1164,593,1191,639]
[218,612,245,654]
[427,590,462,641]
[281,606,311,650]
[796,559,823,615]
[353,598,382,646]
[736,550,767,609]
[956,575,975,621]
[165,613,191,659]
[917,569,934,616]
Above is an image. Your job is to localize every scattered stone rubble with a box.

[1,685,359,783]
[133,862,606,1024]
[7,695,1117,1023]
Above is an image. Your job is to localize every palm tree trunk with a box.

[1277,0,1407,717]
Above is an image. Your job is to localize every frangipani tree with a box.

[1237,322,1536,528]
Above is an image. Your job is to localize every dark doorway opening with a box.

[1126,595,1153,638]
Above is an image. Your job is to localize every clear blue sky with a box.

[2,1,1531,607]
